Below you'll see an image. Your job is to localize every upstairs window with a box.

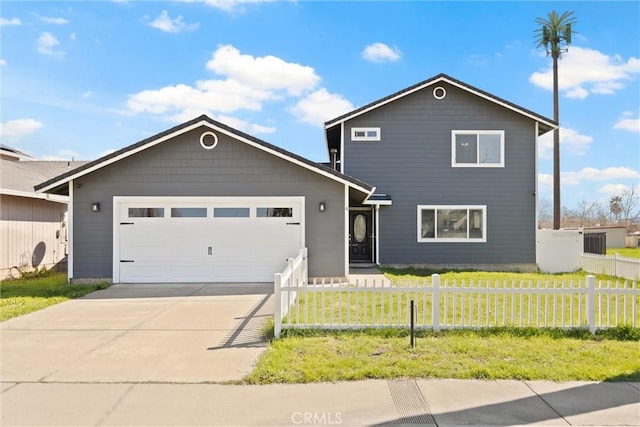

[452,131,504,167]
[351,127,381,142]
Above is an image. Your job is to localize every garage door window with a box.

[171,207,207,218]
[257,207,293,217]
[128,208,165,218]
[214,207,250,218]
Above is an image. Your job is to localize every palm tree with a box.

[610,195,622,222]
[535,10,576,229]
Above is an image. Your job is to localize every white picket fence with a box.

[273,248,308,338]
[274,272,639,338]
[581,253,640,281]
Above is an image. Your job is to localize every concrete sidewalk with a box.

[2,379,638,426]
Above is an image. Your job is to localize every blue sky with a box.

[1,1,638,210]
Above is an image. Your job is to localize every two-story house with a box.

[326,73,556,271]
[36,74,555,284]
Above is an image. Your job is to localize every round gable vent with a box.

[200,131,219,150]
[433,86,447,100]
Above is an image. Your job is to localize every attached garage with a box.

[114,197,303,282]
[34,115,373,284]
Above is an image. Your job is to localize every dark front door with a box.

[349,210,372,263]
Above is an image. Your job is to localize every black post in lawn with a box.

[410,300,415,348]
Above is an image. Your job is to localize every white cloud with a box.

[0,17,21,26]
[467,54,488,66]
[125,79,274,116]
[529,46,640,98]
[538,173,553,189]
[39,16,69,25]
[123,44,346,130]
[70,33,76,41]
[564,87,589,99]
[178,0,275,12]
[361,42,402,63]
[562,166,639,186]
[613,111,640,133]
[291,89,353,126]
[0,59,6,66]
[212,115,276,134]
[598,183,631,195]
[37,32,64,57]
[538,127,593,158]
[0,118,43,140]
[148,10,199,33]
[82,91,93,99]
[206,44,320,96]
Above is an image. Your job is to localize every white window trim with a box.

[351,127,381,142]
[451,130,505,168]
[417,205,487,243]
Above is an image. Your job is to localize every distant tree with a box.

[592,202,609,226]
[615,185,640,229]
[535,10,576,230]
[538,198,552,227]
[576,200,597,227]
[610,195,622,222]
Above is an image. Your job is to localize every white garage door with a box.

[114,197,304,283]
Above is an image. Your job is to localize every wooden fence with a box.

[274,273,639,338]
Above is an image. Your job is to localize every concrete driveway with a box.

[0,283,273,383]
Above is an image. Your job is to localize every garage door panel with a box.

[116,198,303,283]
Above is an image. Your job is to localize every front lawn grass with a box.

[246,327,640,384]
[379,268,622,282]
[607,247,640,259]
[0,272,109,321]
[249,269,639,384]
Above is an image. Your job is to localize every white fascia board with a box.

[325,76,557,131]
[68,180,74,281]
[1,188,69,203]
[361,188,393,205]
[362,199,392,206]
[340,122,345,173]
[38,119,373,196]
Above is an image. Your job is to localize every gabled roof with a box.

[35,115,374,195]
[1,144,33,161]
[1,159,87,201]
[325,73,557,136]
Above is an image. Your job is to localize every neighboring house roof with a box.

[35,115,375,196]
[324,73,557,136]
[0,144,33,161]
[1,159,88,202]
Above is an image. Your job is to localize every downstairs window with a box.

[417,205,486,242]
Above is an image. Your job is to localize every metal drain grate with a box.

[387,379,436,425]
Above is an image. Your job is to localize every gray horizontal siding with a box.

[344,82,537,265]
[73,126,345,279]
